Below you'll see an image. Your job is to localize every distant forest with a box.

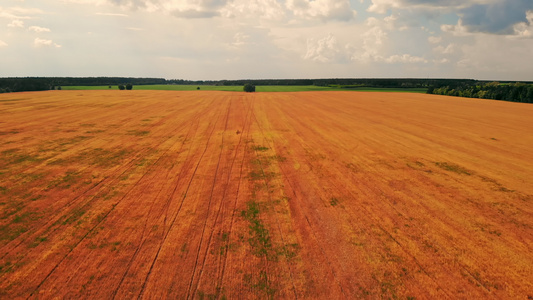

[426,81,533,103]
[1,77,532,103]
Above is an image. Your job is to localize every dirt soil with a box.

[0,90,532,299]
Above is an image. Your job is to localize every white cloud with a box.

[287,0,356,21]
[455,33,533,78]
[367,0,495,14]
[441,20,471,36]
[0,6,44,19]
[172,9,220,18]
[369,0,533,37]
[433,43,455,54]
[106,0,230,16]
[230,32,250,48]
[1,0,532,81]
[7,19,24,28]
[349,17,389,63]
[223,0,285,21]
[428,36,442,44]
[96,12,129,17]
[304,33,343,62]
[512,10,533,38]
[383,54,427,63]
[0,40,7,48]
[367,0,400,14]
[33,38,61,48]
[434,58,449,64]
[29,26,50,33]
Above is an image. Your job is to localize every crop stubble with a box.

[0,90,532,299]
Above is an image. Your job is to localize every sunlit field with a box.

[1,90,532,298]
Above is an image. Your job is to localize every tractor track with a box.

[109,98,212,299]
[21,97,211,298]
[185,97,233,299]
[216,96,254,292]
[137,97,226,299]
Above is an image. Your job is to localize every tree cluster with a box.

[167,78,469,88]
[118,84,133,90]
[427,82,533,103]
[243,83,255,92]
[0,77,163,94]
[0,78,50,93]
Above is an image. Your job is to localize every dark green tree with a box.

[126,83,133,90]
[243,83,255,92]
[118,84,125,90]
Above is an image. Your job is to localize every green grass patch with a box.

[47,171,82,190]
[75,148,130,168]
[90,148,130,167]
[58,136,90,146]
[61,86,116,90]
[434,162,472,175]
[28,236,48,248]
[61,208,86,225]
[61,85,427,93]
[85,130,105,134]
[251,145,269,152]
[1,149,42,167]
[248,171,276,181]
[0,200,24,220]
[243,271,276,299]
[0,130,20,135]
[0,224,28,242]
[241,201,273,258]
[0,261,14,274]
[0,211,41,242]
[126,130,150,136]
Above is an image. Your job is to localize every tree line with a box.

[0,77,165,93]
[427,82,533,103]
[167,78,474,88]
[1,77,532,103]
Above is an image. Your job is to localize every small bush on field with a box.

[243,83,255,93]
[118,85,125,90]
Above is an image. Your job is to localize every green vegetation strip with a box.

[61,85,427,93]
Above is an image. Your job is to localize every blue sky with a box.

[1,0,532,81]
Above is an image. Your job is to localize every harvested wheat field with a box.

[0,90,532,299]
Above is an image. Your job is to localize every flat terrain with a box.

[0,90,532,299]
[62,85,428,93]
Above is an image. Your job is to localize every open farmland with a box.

[0,90,532,299]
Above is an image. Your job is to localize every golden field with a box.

[0,90,532,299]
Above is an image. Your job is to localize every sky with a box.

[1,0,532,81]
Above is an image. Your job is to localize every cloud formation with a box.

[512,10,533,38]
[0,6,43,19]
[34,38,61,48]
[1,0,532,80]
[7,19,24,28]
[459,0,533,34]
[304,34,343,63]
[368,0,533,37]
[29,26,51,33]
[96,12,129,17]
[287,0,355,21]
